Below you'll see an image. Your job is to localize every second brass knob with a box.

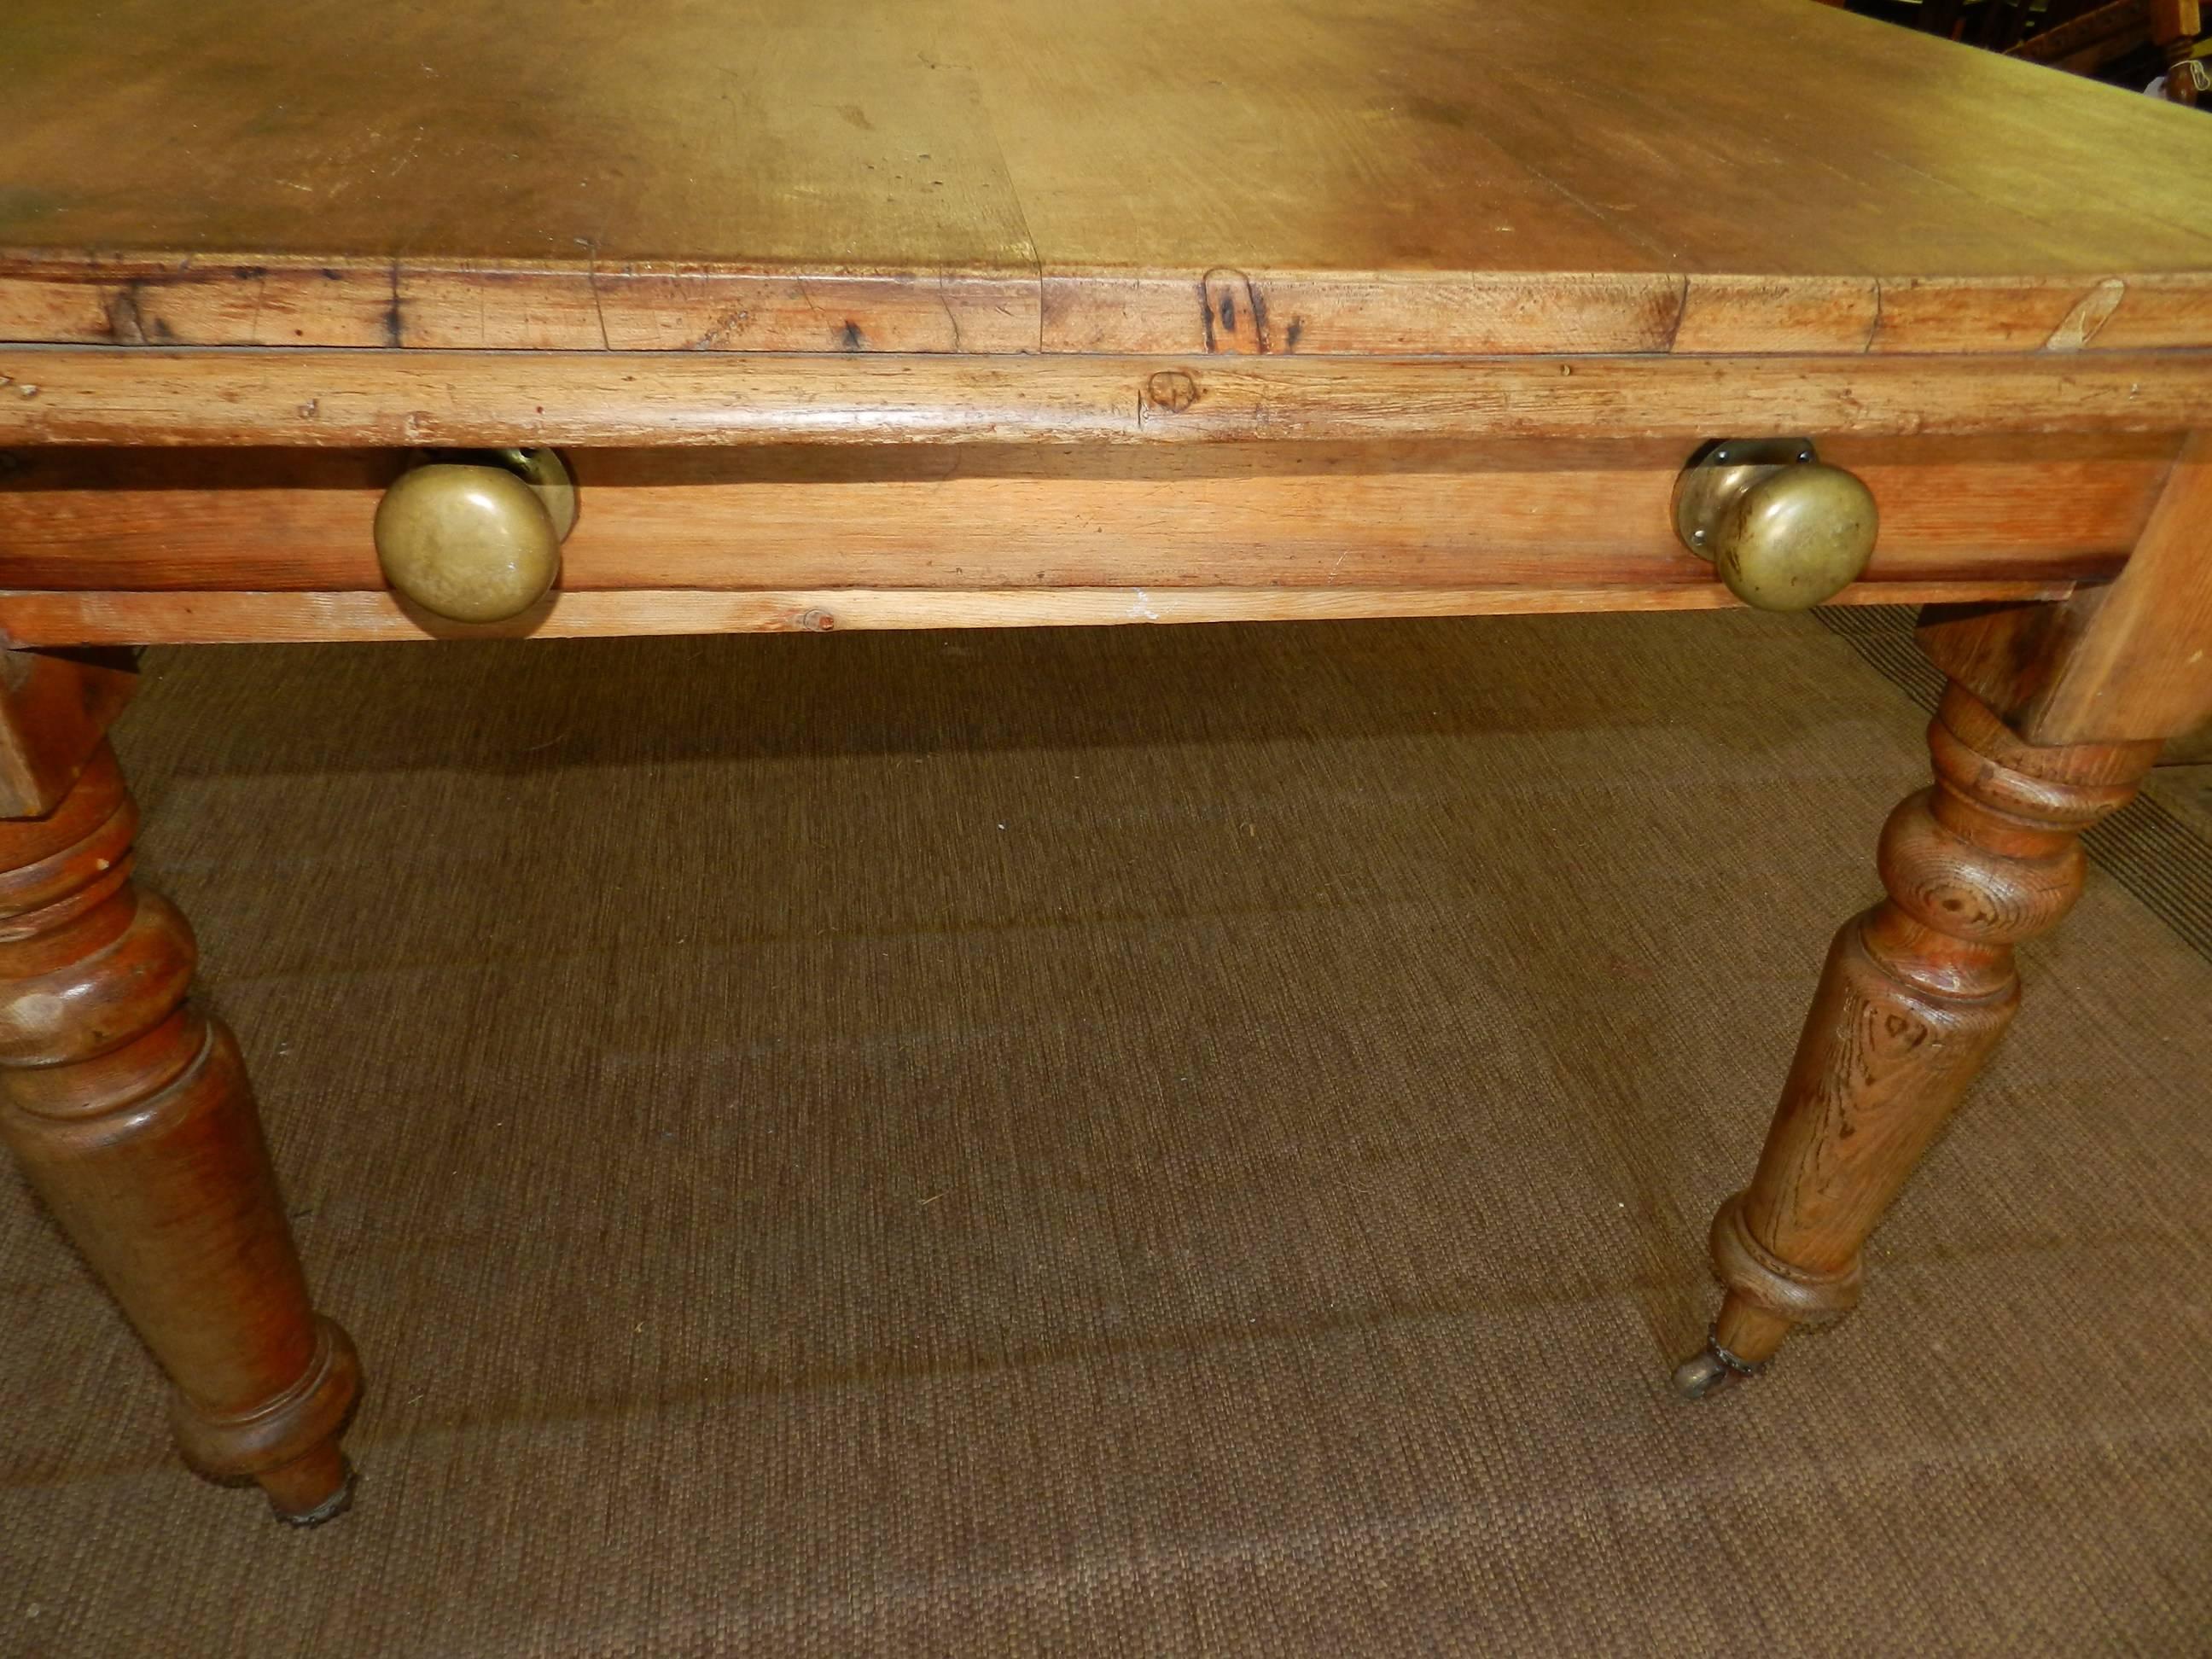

[374,448,575,624]
[1674,439,1877,613]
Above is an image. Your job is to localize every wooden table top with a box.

[7,0,2212,357]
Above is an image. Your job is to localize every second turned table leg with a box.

[0,719,360,1522]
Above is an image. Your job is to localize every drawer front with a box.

[0,433,2175,642]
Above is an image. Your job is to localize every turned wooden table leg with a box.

[1674,684,2162,1395]
[0,669,360,1521]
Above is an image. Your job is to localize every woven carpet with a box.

[3,609,2208,1656]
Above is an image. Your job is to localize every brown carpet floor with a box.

[3,609,2208,1656]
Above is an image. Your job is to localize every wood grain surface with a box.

[7,348,2212,451]
[5,0,2212,355]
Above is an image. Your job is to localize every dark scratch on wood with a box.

[579,242,612,351]
[1199,268,1272,352]
[1245,282,1272,353]
[935,275,964,352]
[385,261,405,349]
[1658,273,1689,355]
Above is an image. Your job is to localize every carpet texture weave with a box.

[2,609,2207,1656]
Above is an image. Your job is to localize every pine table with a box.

[3,0,2209,1524]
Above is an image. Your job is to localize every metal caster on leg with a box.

[1671,1326,1767,1400]
[265,1451,358,1528]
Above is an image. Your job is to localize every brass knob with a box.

[1673,439,1877,613]
[373,448,576,623]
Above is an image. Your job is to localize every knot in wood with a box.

[1144,370,1200,414]
[1876,788,2086,949]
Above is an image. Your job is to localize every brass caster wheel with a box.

[1670,1328,1767,1400]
